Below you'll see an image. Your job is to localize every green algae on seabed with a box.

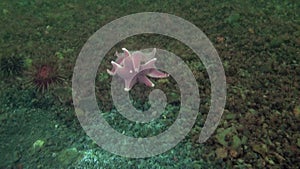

[0,0,299,168]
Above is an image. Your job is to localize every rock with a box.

[216,147,228,159]
[57,147,83,166]
[297,138,300,148]
[0,112,8,122]
[232,135,242,149]
[251,142,268,157]
[33,140,45,151]
[215,127,234,147]
[293,106,300,118]
[229,149,238,158]
[12,151,21,163]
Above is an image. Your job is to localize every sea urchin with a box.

[27,60,64,92]
[0,55,24,77]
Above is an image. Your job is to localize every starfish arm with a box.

[148,48,156,58]
[115,52,126,65]
[107,69,115,75]
[111,61,122,68]
[114,64,137,81]
[142,48,157,59]
[124,77,137,91]
[131,51,143,72]
[138,75,155,87]
[115,67,133,79]
[107,61,122,75]
[111,61,132,78]
[124,79,131,91]
[147,69,169,78]
[107,51,127,76]
[140,58,157,71]
[115,51,122,58]
[122,48,130,57]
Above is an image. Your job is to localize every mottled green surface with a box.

[0,0,299,168]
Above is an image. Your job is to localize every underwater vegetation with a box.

[0,55,24,77]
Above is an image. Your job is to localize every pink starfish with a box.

[107,48,169,91]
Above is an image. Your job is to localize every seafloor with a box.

[0,0,299,168]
